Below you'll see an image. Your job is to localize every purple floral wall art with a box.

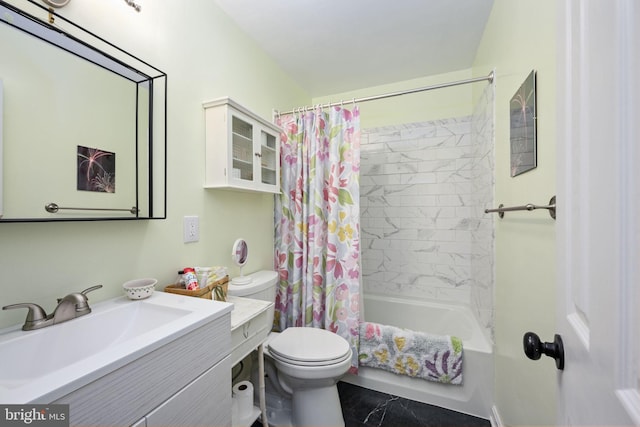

[77,145,116,193]
[510,70,537,177]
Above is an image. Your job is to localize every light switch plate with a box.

[183,216,199,243]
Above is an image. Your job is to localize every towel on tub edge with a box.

[358,321,463,385]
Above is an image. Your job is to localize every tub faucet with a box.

[2,285,102,331]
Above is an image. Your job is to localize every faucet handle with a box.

[2,303,48,330]
[56,285,103,311]
[74,285,103,312]
[81,284,103,297]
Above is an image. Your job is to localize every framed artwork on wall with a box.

[77,145,116,193]
[510,70,537,177]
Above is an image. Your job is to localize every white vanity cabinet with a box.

[203,97,281,193]
[134,358,231,427]
[54,311,232,427]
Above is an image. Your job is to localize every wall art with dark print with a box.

[77,145,116,193]
[510,70,537,177]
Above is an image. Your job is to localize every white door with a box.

[556,0,640,425]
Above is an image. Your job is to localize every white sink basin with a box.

[0,291,232,403]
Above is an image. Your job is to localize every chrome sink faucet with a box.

[2,285,103,331]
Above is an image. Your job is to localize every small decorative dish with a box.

[123,278,158,300]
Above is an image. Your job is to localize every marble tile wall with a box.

[360,85,494,340]
[470,83,496,341]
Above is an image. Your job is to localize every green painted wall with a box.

[472,1,557,425]
[311,68,475,129]
[0,0,309,329]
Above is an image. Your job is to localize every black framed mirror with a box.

[0,0,166,221]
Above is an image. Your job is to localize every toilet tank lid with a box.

[227,270,278,296]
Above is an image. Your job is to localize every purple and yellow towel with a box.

[358,321,463,385]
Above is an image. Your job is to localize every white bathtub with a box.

[342,294,493,419]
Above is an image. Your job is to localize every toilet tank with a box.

[227,270,278,300]
[227,270,278,326]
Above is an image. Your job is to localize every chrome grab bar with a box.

[485,196,556,219]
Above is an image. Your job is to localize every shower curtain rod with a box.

[276,71,494,116]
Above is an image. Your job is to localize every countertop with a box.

[227,296,273,330]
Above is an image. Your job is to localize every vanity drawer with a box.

[144,356,231,427]
[230,308,270,366]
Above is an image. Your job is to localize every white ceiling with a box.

[213,0,494,97]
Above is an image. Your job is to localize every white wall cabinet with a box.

[204,97,281,193]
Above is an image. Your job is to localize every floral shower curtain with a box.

[274,106,361,373]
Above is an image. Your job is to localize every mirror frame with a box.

[231,238,248,267]
[0,0,167,222]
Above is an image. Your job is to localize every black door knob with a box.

[523,332,564,370]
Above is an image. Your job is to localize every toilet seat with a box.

[268,327,351,367]
[270,350,352,367]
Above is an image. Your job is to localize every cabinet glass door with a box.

[231,116,253,181]
[260,130,277,186]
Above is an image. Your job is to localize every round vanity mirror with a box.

[232,238,248,266]
[231,238,252,285]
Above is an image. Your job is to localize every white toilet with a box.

[228,270,352,427]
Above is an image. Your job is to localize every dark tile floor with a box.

[337,382,489,427]
[253,382,490,427]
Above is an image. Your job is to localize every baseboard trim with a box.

[490,405,504,427]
